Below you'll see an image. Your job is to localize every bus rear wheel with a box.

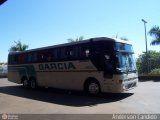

[22,77,29,88]
[85,80,101,95]
[29,78,37,89]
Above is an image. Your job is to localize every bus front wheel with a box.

[85,80,101,95]
[22,77,29,88]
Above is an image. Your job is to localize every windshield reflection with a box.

[116,52,137,73]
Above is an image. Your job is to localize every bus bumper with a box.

[101,79,138,93]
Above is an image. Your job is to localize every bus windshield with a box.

[116,52,137,73]
[115,43,136,73]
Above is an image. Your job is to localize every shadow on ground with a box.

[0,85,133,107]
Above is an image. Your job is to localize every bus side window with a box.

[19,54,26,64]
[61,47,67,59]
[38,52,46,62]
[67,46,80,59]
[27,53,37,63]
[57,49,61,60]
[8,55,12,64]
[49,49,55,61]
[46,52,53,62]
[12,55,18,64]
[85,49,90,57]
[32,52,37,62]
[74,46,81,58]
[104,55,113,71]
[67,47,73,58]
[53,47,67,60]
[81,47,90,58]
[27,53,31,62]
[53,49,57,60]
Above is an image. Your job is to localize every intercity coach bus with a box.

[8,37,138,95]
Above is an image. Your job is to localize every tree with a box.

[136,51,160,74]
[120,37,129,41]
[67,36,84,43]
[0,0,7,5]
[112,35,129,41]
[149,26,160,45]
[9,41,29,52]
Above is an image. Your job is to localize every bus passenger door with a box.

[103,54,113,79]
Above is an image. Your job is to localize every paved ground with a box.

[0,78,160,114]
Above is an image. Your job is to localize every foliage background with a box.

[136,51,160,74]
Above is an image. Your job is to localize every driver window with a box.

[104,54,113,73]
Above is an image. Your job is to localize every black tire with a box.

[85,80,101,95]
[22,77,29,88]
[29,78,37,89]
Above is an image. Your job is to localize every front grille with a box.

[124,77,138,81]
[126,82,137,89]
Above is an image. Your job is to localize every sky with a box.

[0,0,160,62]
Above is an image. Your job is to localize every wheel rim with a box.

[23,79,28,88]
[88,83,99,94]
[30,80,36,89]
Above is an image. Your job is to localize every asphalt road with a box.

[0,78,160,114]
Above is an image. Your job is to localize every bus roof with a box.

[9,37,132,55]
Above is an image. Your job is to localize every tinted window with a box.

[116,43,133,53]
[9,55,18,64]
[27,52,37,63]
[38,51,46,62]
[80,45,90,58]
[19,53,26,63]
[53,49,59,60]
[67,48,73,58]
[93,41,113,54]
[61,47,67,59]
[46,51,53,62]
[82,48,90,57]
[51,47,68,60]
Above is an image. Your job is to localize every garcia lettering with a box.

[39,62,76,71]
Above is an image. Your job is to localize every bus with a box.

[8,37,138,95]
